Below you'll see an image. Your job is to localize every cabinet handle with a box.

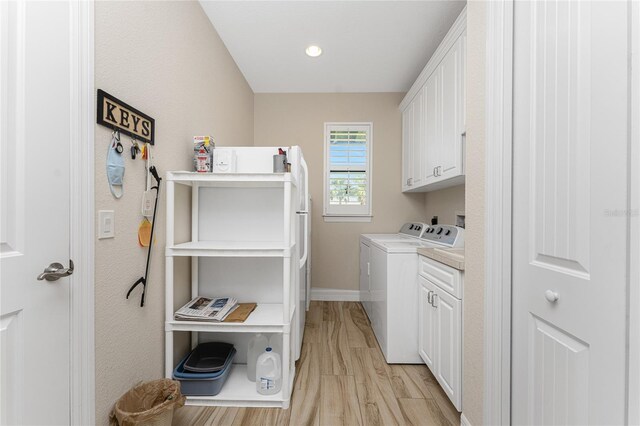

[427,290,433,304]
[367,262,370,276]
[433,167,436,177]
[431,293,438,308]
[408,178,413,186]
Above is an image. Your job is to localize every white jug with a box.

[256,347,282,395]
[247,334,268,382]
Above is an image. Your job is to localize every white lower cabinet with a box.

[418,263,462,411]
[418,277,437,370]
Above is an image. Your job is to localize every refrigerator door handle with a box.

[299,212,309,268]
[301,156,309,212]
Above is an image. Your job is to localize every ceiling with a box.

[199,1,466,93]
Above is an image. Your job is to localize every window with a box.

[323,123,372,221]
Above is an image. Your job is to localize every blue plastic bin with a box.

[173,347,236,396]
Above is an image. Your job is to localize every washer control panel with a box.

[421,225,465,247]
[398,222,429,238]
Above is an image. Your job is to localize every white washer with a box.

[360,223,428,316]
[364,225,464,364]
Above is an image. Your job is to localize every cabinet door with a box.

[359,242,371,313]
[433,285,462,411]
[423,72,440,185]
[401,103,413,191]
[438,37,464,181]
[411,89,425,187]
[418,276,436,370]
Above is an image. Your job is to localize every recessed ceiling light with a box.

[305,45,322,57]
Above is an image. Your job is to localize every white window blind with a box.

[324,123,372,218]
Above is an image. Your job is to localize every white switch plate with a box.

[98,210,115,239]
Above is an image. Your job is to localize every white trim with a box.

[399,6,467,111]
[322,215,372,223]
[629,0,640,423]
[460,413,472,426]
[484,1,513,425]
[323,122,373,217]
[310,288,360,302]
[68,0,95,424]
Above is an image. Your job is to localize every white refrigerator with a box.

[211,146,310,360]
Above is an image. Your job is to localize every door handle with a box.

[431,293,438,308]
[544,290,559,303]
[37,259,74,281]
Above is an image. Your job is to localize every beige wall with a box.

[424,185,465,226]
[463,1,486,424]
[94,1,253,423]
[254,93,426,291]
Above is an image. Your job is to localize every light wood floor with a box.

[173,301,461,426]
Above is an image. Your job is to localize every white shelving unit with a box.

[165,171,297,409]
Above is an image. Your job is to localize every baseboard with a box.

[310,288,360,302]
[460,413,472,426]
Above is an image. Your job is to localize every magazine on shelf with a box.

[174,296,239,322]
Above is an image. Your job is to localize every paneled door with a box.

[512,1,631,424]
[402,102,413,190]
[418,276,436,370]
[438,36,464,181]
[0,1,74,424]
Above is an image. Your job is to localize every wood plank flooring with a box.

[173,302,460,426]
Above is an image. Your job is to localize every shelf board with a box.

[166,241,294,258]
[167,304,289,333]
[183,364,293,408]
[167,171,295,188]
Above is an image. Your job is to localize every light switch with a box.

[98,210,115,239]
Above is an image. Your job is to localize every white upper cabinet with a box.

[423,72,440,185]
[438,35,465,182]
[411,88,425,187]
[400,7,466,192]
[402,102,413,191]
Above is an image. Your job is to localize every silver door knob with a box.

[544,290,559,303]
[37,259,74,281]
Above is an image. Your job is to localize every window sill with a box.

[323,215,372,223]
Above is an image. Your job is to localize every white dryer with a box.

[363,225,464,364]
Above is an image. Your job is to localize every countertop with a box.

[417,247,465,271]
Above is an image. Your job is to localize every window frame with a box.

[323,122,373,222]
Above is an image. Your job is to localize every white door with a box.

[402,103,413,190]
[512,1,631,424]
[418,276,436,370]
[438,37,464,180]
[1,1,74,424]
[423,72,440,185]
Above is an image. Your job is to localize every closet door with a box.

[511,1,630,423]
